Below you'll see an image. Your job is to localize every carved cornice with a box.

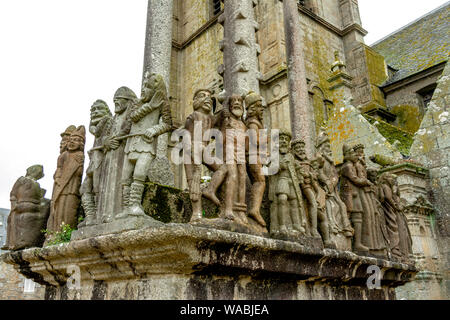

[297,3,368,37]
[1,224,417,288]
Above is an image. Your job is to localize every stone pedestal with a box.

[1,224,416,300]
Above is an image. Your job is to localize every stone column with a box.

[283,0,315,158]
[143,0,175,186]
[219,0,261,97]
[143,0,173,85]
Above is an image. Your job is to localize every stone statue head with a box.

[26,165,44,181]
[90,100,111,126]
[193,89,213,114]
[228,95,244,119]
[114,87,137,114]
[343,144,358,163]
[316,127,331,157]
[277,130,291,154]
[68,126,86,152]
[244,91,264,120]
[353,143,365,157]
[291,139,307,161]
[59,125,76,153]
[367,169,379,184]
[141,72,166,103]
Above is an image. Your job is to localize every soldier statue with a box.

[268,130,306,237]
[117,72,172,219]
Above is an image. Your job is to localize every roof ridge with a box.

[370,1,450,47]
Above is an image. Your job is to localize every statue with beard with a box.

[340,144,372,253]
[47,126,85,233]
[2,165,50,251]
[116,72,172,219]
[315,129,353,240]
[98,87,137,222]
[79,100,113,227]
[268,130,306,238]
[203,95,249,225]
[244,91,267,228]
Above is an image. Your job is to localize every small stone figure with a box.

[79,100,113,227]
[353,144,387,256]
[244,91,267,228]
[203,95,248,224]
[184,89,214,222]
[316,129,353,239]
[118,72,173,219]
[291,139,332,247]
[100,87,137,222]
[2,165,50,251]
[268,130,306,237]
[340,144,372,253]
[47,126,85,233]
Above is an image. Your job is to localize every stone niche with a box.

[1,183,417,300]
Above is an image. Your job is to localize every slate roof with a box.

[371,2,450,86]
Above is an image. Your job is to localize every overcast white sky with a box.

[0,0,448,209]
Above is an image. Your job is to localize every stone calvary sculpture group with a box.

[2,72,413,264]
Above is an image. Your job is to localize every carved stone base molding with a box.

[1,224,417,300]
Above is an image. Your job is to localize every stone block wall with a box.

[0,261,44,300]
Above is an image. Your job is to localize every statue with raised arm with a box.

[117,72,173,219]
[2,165,50,251]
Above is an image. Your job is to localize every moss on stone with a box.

[364,115,414,155]
[390,104,423,134]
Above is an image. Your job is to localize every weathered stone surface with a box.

[0,260,45,300]
[283,0,316,157]
[1,224,417,300]
[47,126,85,234]
[2,165,50,251]
[410,60,450,299]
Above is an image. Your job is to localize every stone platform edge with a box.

[1,224,417,288]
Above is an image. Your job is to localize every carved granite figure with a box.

[353,144,387,256]
[184,89,214,222]
[268,130,306,237]
[79,100,113,227]
[117,72,172,219]
[316,129,353,238]
[292,139,333,247]
[378,173,413,262]
[392,177,413,263]
[100,86,137,222]
[340,144,372,253]
[2,165,50,251]
[244,91,267,228]
[203,95,248,224]
[47,126,85,232]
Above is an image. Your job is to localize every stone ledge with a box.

[1,224,417,289]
